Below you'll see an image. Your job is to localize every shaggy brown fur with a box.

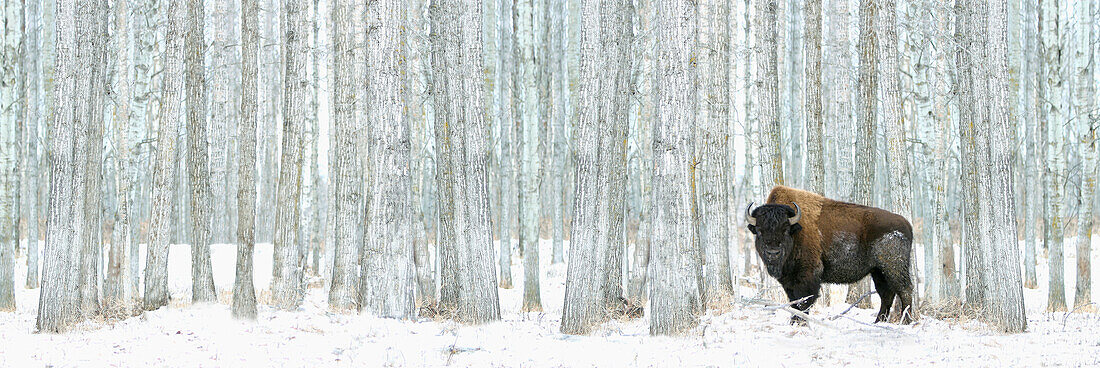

[749,186,915,324]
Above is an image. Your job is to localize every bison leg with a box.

[870,270,896,323]
[782,282,821,325]
[884,272,915,324]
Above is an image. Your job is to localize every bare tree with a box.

[232,0,261,320]
[847,0,877,307]
[430,0,501,324]
[270,0,309,310]
[560,0,633,335]
[1072,0,1096,312]
[804,0,823,196]
[698,0,734,307]
[972,0,1027,333]
[38,0,107,331]
[104,0,133,313]
[186,0,216,304]
[358,0,415,319]
[1039,0,1067,313]
[143,0,184,312]
[23,0,42,290]
[327,0,361,312]
[515,0,543,313]
[649,0,700,336]
[0,0,25,311]
[497,0,515,290]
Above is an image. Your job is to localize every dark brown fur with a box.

[751,186,915,324]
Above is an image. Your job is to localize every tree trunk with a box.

[628,0,656,305]
[560,0,633,335]
[23,0,41,290]
[1072,0,1096,312]
[698,0,734,308]
[549,0,565,265]
[1039,0,1067,313]
[0,0,25,311]
[327,0,361,312]
[186,0,216,304]
[233,0,260,320]
[515,0,543,312]
[143,0,184,312]
[878,0,917,318]
[649,0,700,336]
[847,0,876,307]
[105,0,133,313]
[804,0,823,196]
[1022,0,1040,290]
[497,0,515,290]
[407,0,435,310]
[130,0,158,300]
[430,0,501,324]
[271,0,308,310]
[358,0,415,319]
[38,0,106,330]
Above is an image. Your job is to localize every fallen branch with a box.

[762,295,813,311]
[828,290,877,321]
[742,297,840,330]
[1063,302,1097,332]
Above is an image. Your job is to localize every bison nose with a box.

[765,249,780,258]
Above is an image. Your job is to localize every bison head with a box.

[746,202,802,278]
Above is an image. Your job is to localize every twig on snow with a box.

[827,290,878,321]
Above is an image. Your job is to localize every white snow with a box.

[1,236,1099,367]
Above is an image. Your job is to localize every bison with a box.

[746,186,915,324]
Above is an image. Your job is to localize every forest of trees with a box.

[0,0,1096,337]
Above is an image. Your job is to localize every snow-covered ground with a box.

[2,236,1099,367]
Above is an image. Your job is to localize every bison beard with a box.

[747,186,915,325]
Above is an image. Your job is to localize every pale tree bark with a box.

[144,0,184,312]
[327,0,361,312]
[972,0,1027,333]
[38,0,105,330]
[38,0,80,327]
[358,0,415,320]
[804,0,823,196]
[955,0,987,310]
[560,0,633,335]
[847,0,876,307]
[627,0,655,305]
[878,0,917,317]
[430,0,501,324]
[0,0,25,311]
[186,0,216,304]
[105,0,133,312]
[1022,0,1040,290]
[755,0,783,190]
[1072,0,1096,312]
[1039,0,1067,313]
[209,0,234,245]
[130,0,158,299]
[497,0,514,290]
[407,0,435,309]
[698,0,734,307]
[271,0,308,310]
[77,0,109,318]
[24,0,41,291]
[825,0,853,202]
[233,0,260,320]
[927,0,958,304]
[549,0,565,265]
[515,0,543,312]
[649,0,700,336]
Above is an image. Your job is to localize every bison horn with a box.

[746,202,757,226]
[789,202,802,225]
